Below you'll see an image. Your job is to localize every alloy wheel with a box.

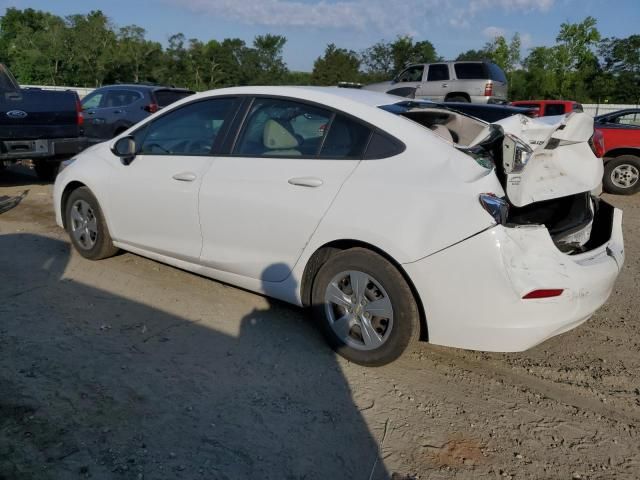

[611,164,639,189]
[324,270,394,351]
[69,199,98,250]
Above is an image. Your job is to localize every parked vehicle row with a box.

[54,87,624,366]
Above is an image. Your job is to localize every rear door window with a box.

[427,64,450,81]
[454,63,489,79]
[234,98,332,157]
[319,114,372,159]
[154,89,194,108]
[104,89,142,108]
[545,104,566,116]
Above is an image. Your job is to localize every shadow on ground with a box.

[0,234,388,479]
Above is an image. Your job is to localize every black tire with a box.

[311,247,420,366]
[34,160,60,182]
[603,155,640,195]
[64,187,119,260]
[445,95,470,103]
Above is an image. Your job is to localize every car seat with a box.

[263,119,301,156]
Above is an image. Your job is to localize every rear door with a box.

[418,63,450,101]
[496,112,603,207]
[198,97,367,282]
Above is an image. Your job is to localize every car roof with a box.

[194,85,405,108]
[153,86,440,145]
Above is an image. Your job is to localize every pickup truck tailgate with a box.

[0,89,80,140]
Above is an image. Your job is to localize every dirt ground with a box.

[1,164,639,480]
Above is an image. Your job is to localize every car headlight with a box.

[58,157,77,174]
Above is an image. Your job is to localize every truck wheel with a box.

[603,155,640,195]
[445,95,470,103]
[34,160,60,182]
[311,247,420,366]
[65,187,119,260]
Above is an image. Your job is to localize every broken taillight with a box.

[522,289,564,299]
[479,193,509,225]
[589,129,605,158]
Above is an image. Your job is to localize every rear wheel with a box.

[65,187,119,260]
[603,155,640,195]
[33,160,60,182]
[311,248,420,366]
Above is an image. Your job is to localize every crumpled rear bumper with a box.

[403,200,624,352]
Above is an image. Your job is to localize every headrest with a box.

[263,119,299,150]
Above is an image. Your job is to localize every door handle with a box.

[288,177,323,188]
[172,172,197,182]
[441,83,448,88]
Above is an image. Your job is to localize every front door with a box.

[106,97,240,260]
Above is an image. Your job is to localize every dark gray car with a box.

[81,84,194,142]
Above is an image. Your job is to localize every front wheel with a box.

[65,187,119,260]
[603,155,640,195]
[311,248,420,366]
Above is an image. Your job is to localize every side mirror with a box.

[111,135,137,165]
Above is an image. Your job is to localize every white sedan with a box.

[54,87,624,366]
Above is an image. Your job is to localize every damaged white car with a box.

[53,87,624,366]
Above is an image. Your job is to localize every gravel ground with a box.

[1,165,639,479]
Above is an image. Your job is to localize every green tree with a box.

[117,25,162,84]
[311,43,360,85]
[66,11,116,86]
[598,35,640,103]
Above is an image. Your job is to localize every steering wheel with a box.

[185,139,212,154]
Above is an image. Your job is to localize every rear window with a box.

[154,89,194,107]
[545,104,566,116]
[454,63,489,80]
[487,63,507,83]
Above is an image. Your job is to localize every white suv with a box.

[363,61,508,104]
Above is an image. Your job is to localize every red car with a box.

[510,100,583,117]
[594,109,640,195]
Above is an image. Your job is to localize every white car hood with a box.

[490,112,602,207]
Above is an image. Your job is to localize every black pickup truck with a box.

[0,64,87,181]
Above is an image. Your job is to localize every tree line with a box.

[0,7,637,103]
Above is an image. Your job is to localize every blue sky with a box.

[2,0,638,71]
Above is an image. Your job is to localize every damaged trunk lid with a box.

[492,112,603,207]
